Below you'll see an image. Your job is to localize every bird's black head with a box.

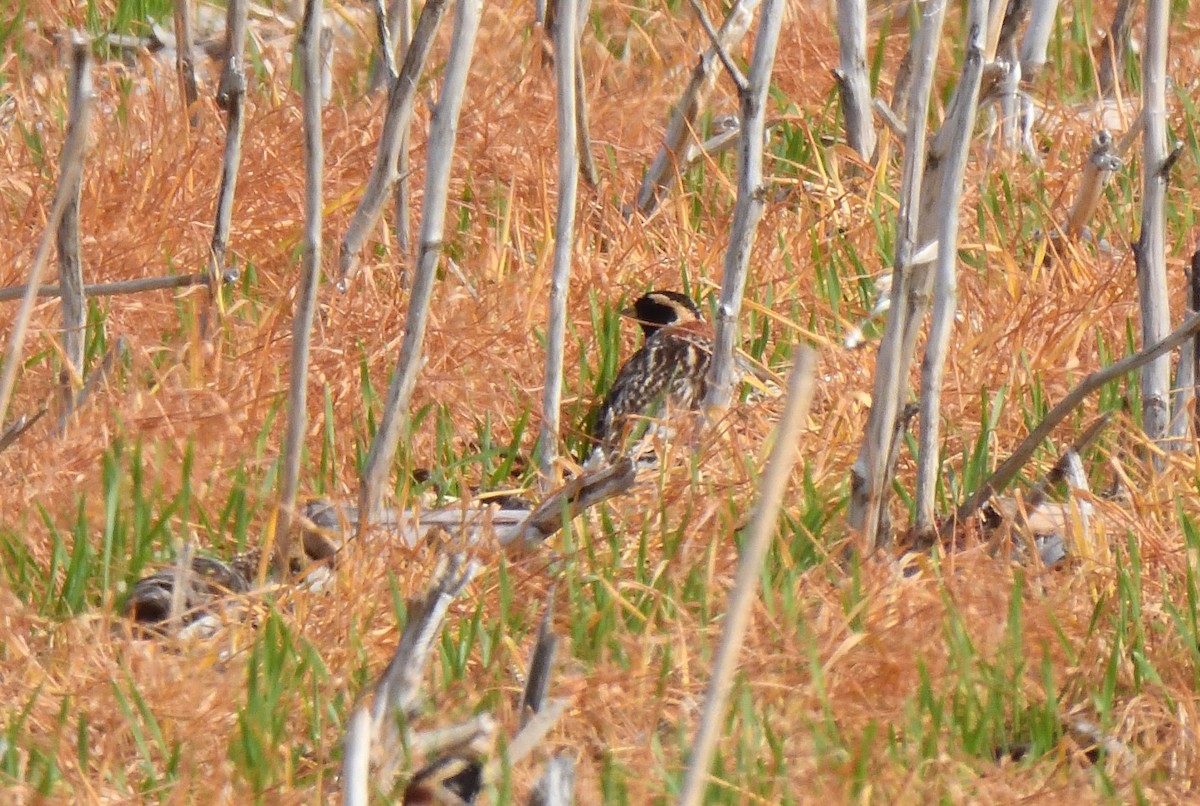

[623,290,703,338]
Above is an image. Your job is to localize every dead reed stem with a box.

[632,0,762,217]
[337,0,452,286]
[955,310,1200,527]
[209,0,249,280]
[913,1,986,535]
[833,0,876,161]
[704,0,786,409]
[0,271,233,302]
[1134,0,1171,457]
[0,34,92,425]
[276,0,326,569]
[678,346,816,806]
[848,0,946,550]
[359,0,482,520]
[173,0,199,125]
[535,0,580,485]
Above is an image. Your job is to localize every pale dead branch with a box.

[359,0,483,520]
[209,0,250,283]
[535,0,581,485]
[1134,0,1171,460]
[173,0,200,125]
[704,0,786,409]
[833,0,876,160]
[276,0,326,571]
[632,0,762,216]
[955,311,1200,528]
[337,0,453,286]
[0,34,93,424]
[679,346,815,806]
[1063,130,1122,239]
[913,1,987,536]
[0,270,237,303]
[847,0,946,549]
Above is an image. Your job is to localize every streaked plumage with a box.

[590,291,712,458]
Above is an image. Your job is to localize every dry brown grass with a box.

[3,0,1200,802]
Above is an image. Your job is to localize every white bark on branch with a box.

[1134,0,1171,461]
[833,0,876,160]
[359,0,482,520]
[913,2,987,536]
[704,0,786,409]
[337,0,453,286]
[210,0,249,282]
[0,34,93,424]
[535,0,580,485]
[276,0,325,570]
[847,0,946,550]
[678,346,815,806]
[632,0,762,217]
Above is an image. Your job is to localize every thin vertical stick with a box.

[913,2,986,535]
[704,0,786,409]
[1134,0,1170,458]
[1097,0,1137,100]
[210,0,250,281]
[359,0,482,521]
[1019,0,1059,77]
[633,0,762,217]
[338,0,453,286]
[276,0,325,568]
[173,0,199,124]
[847,0,946,549]
[678,347,816,806]
[57,40,87,379]
[394,0,415,262]
[535,0,579,484]
[0,35,92,425]
[833,0,876,161]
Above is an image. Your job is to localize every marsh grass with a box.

[2,0,1200,801]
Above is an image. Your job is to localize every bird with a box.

[589,290,713,460]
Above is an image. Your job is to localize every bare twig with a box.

[0,270,237,302]
[507,456,637,548]
[833,0,876,160]
[517,590,558,727]
[393,0,415,262]
[56,50,87,378]
[686,0,748,92]
[847,0,946,549]
[913,6,986,536]
[955,311,1200,527]
[1097,0,1138,99]
[704,0,786,409]
[342,554,480,805]
[338,0,453,286]
[210,0,250,282]
[173,0,199,125]
[574,45,599,188]
[1171,244,1200,441]
[872,97,906,140]
[1025,413,1112,510]
[1064,130,1122,239]
[359,0,482,520]
[535,0,581,485]
[0,34,92,425]
[529,753,575,806]
[0,407,48,455]
[1019,0,1059,77]
[372,0,397,86]
[1134,0,1171,459]
[276,0,326,572]
[679,346,816,806]
[632,0,762,216]
[56,335,128,435]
